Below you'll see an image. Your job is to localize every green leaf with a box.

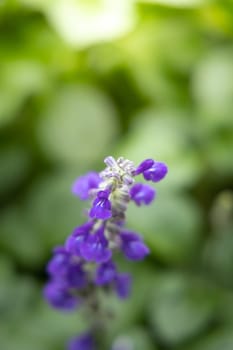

[37,84,118,166]
[0,207,45,267]
[180,327,233,350]
[203,228,233,288]
[149,272,221,346]
[111,327,156,350]
[192,49,233,125]
[0,146,31,197]
[44,0,136,47]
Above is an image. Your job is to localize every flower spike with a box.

[44,156,167,349]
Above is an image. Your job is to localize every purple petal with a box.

[130,183,156,206]
[134,159,154,175]
[68,332,95,350]
[65,234,86,256]
[95,261,116,285]
[115,273,132,299]
[120,232,149,261]
[97,190,110,198]
[65,223,93,256]
[46,249,70,277]
[89,192,112,220]
[43,281,78,311]
[143,161,168,182]
[120,231,143,243]
[66,264,88,289]
[80,227,112,263]
[122,241,150,260]
[72,172,101,200]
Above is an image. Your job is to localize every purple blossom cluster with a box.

[44,156,167,350]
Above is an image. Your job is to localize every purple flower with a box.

[143,161,168,182]
[134,159,154,175]
[115,273,132,299]
[95,261,116,285]
[47,247,70,278]
[68,332,95,350]
[89,190,112,220]
[66,263,88,289]
[120,231,150,261]
[47,246,88,289]
[134,159,168,182]
[72,172,101,200]
[43,281,78,311]
[44,156,167,345]
[80,226,112,263]
[66,222,94,256]
[130,183,155,206]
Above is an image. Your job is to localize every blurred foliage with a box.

[0,0,233,349]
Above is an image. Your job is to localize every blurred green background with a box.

[0,0,233,349]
